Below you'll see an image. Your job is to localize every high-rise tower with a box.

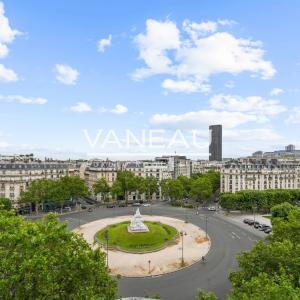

[209,125,222,161]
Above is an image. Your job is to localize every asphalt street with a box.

[60,205,262,300]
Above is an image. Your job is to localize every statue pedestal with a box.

[128,208,149,233]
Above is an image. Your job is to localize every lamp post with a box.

[180,231,187,267]
[104,230,109,268]
[148,260,151,274]
[205,215,208,239]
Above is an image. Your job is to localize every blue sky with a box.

[0,0,299,159]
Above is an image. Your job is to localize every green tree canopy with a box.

[143,176,159,201]
[0,197,11,210]
[0,210,117,300]
[93,178,110,201]
[271,202,296,220]
[196,289,217,300]
[190,177,213,204]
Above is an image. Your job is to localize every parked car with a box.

[258,224,270,231]
[243,218,251,224]
[143,203,151,207]
[254,222,260,228]
[133,202,141,207]
[264,227,272,234]
[118,203,126,207]
[208,206,216,211]
[88,207,93,212]
[247,220,255,225]
[106,204,115,208]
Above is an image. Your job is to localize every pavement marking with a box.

[231,232,241,239]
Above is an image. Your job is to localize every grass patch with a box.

[95,221,177,253]
[262,215,271,219]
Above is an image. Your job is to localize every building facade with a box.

[221,158,300,193]
[84,160,119,190]
[0,162,69,207]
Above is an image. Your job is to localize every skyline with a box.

[0,1,300,159]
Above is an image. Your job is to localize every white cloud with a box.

[0,95,47,105]
[132,19,180,81]
[132,19,276,93]
[99,104,128,114]
[110,104,128,114]
[150,92,286,130]
[286,107,300,124]
[209,94,286,116]
[150,109,258,129]
[70,102,92,113]
[55,64,79,85]
[270,88,284,96]
[97,34,112,53]
[162,78,210,93]
[0,2,21,59]
[182,19,236,40]
[0,64,18,82]
[224,128,282,141]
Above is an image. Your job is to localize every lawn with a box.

[95,221,178,253]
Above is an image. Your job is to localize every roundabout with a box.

[74,211,210,277]
[63,205,262,299]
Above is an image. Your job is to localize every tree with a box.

[196,289,217,300]
[167,179,184,202]
[177,176,191,199]
[93,178,110,202]
[114,171,138,203]
[0,210,117,299]
[229,206,300,299]
[271,202,296,220]
[60,176,89,200]
[190,177,213,204]
[20,179,54,214]
[143,176,158,202]
[0,197,11,210]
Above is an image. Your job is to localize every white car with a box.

[143,203,151,207]
[208,206,216,211]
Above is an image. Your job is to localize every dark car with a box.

[258,224,270,231]
[106,204,115,208]
[243,218,251,224]
[118,203,126,207]
[247,220,255,225]
[264,227,272,234]
[253,222,260,228]
[88,207,93,212]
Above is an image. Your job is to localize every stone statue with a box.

[128,208,149,233]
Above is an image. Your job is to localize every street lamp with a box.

[180,231,187,267]
[148,260,151,274]
[205,215,208,239]
[104,230,109,268]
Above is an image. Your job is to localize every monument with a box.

[128,208,149,233]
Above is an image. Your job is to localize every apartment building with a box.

[191,160,223,174]
[84,160,120,190]
[0,161,69,206]
[221,158,300,193]
[155,155,191,179]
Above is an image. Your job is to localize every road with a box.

[60,204,262,300]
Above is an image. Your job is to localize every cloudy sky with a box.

[0,0,299,159]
